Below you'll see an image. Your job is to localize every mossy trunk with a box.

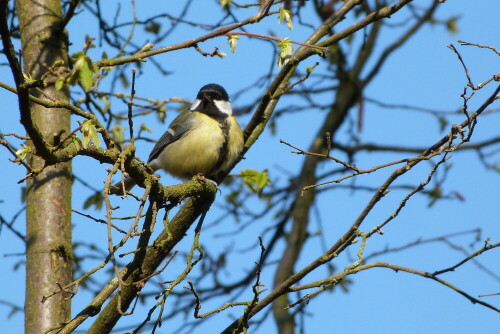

[16,1,73,333]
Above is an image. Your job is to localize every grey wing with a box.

[148,110,194,162]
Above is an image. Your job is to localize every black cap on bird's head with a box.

[197,83,229,101]
[190,83,232,117]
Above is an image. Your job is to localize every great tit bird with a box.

[112,83,244,193]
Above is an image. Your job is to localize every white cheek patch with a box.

[189,99,202,111]
[214,100,232,116]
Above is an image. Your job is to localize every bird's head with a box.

[189,83,232,118]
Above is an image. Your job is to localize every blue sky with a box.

[1,1,499,333]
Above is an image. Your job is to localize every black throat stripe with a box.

[210,118,230,178]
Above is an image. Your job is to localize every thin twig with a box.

[226,32,330,53]
[458,40,500,56]
[128,69,137,143]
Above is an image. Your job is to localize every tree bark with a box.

[16,1,73,333]
[272,76,359,334]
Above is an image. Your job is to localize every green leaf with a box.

[83,191,104,211]
[220,0,232,8]
[256,171,270,190]
[277,38,293,68]
[427,186,443,207]
[67,68,79,86]
[69,53,96,91]
[140,123,153,133]
[71,134,82,151]
[81,120,100,148]
[52,60,65,67]
[278,5,293,30]
[111,124,125,144]
[157,108,167,123]
[77,56,96,91]
[227,35,239,53]
[84,35,96,50]
[145,21,161,35]
[15,144,31,161]
[446,18,459,35]
[71,51,85,59]
[438,116,448,132]
[22,72,37,85]
[216,51,227,58]
[55,77,65,91]
[240,169,271,195]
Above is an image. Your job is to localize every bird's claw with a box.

[196,174,220,194]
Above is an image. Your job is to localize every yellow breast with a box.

[156,113,242,179]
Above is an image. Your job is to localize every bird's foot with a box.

[196,174,220,193]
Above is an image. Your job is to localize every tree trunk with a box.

[16,0,73,333]
[272,76,359,334]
